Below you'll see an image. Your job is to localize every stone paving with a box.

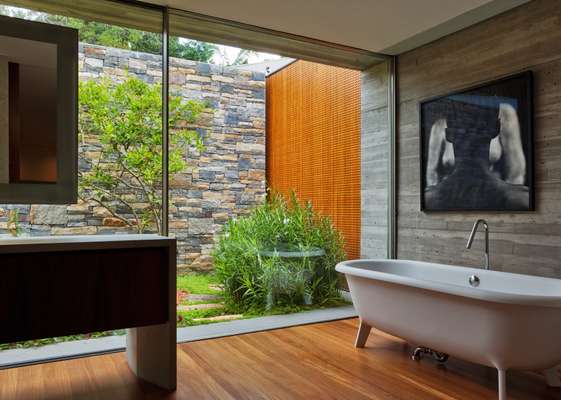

[185,293,222,302]
[177,303,223,311]
[193,314,243,322]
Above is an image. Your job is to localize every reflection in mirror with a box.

[0,35,57,184]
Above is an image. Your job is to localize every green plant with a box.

[7,210,22,237]
[213,192,346,312]
[0,330,125,351]
[79,76,206,233]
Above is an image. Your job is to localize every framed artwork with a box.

[420,71,534,211]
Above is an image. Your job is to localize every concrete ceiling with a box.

[146,0,529,55]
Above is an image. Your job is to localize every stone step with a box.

[192,314,243,322]
[186,294,222,302]
[177,303,223,311]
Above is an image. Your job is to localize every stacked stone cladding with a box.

[0,43,266,272]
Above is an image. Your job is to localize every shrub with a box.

[213,192,346,312]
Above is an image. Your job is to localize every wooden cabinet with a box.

[0,235,176,390]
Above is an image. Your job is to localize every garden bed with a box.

[0,331,124,352]
[176,273,349,328]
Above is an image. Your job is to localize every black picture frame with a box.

[419,71,534,212]
[0,15,78,204]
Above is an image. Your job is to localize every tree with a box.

[49,15,217,62]
[0,7,216,62]
[169,38,216,63]
[78,76,207,233]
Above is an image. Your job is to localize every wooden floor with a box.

[0,319,560,399]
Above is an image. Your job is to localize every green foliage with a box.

[78,76,207,233]
[7,210,21,237]
[0,330,125,351]
[59,16,216,62]
[0,7,216,62]
[169,39,216,63]
[213,192,346,312]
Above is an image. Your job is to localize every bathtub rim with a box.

[336,259,561,307]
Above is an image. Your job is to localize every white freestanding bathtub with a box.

[336,259,561,400]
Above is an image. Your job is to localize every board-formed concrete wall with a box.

[360,62,389,259]
[396,0,561,277]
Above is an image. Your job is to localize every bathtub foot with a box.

[355,320,371,348]
[498,369,507,400]
[543,365,561,387]
[411,347,449,363]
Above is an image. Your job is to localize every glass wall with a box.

[0,2,163,238]
[167,15,385,327]
[0,1,163,353]
[0,0,391,361]
[165,32,272,326]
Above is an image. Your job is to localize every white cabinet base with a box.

[126,321,176,390]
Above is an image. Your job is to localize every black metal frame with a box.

[418,70,535,213]
[162,6,169,236]
[388,58,398,259]
[108,0,169,235]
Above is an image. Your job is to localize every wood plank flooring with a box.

[0,319,559,399]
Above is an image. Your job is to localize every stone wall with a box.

[0,43,266,273]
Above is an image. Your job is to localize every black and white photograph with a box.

[420,71,534,211]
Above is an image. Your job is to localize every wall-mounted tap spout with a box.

[466,219,490,270]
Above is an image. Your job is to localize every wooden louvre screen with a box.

[266,60,361,259]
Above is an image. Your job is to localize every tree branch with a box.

[81,183,143,232]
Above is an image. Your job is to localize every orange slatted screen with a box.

[266,60,361,259]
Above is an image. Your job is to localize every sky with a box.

[210,44,281,66]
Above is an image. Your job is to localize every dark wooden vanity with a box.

[0,234,176,390]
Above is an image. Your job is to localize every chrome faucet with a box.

[466,219,490,270]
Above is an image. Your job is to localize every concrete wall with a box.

[360,62,389,259]
[396,0,561,277]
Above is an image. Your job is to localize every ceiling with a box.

[145,0,529,55]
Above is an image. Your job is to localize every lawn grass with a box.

[176,273,231,327]
[176,298,351,328]
[177,273,222,295]
[177,306,231,327]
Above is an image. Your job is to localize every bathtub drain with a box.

[411,347,449,363]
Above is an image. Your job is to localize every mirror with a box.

[0,15,77,204]
[1,36,57,184]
